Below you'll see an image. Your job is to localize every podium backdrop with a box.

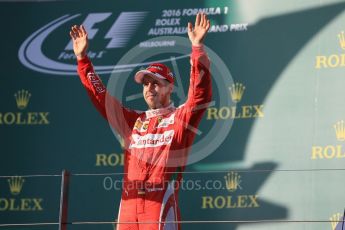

[1,0,345,229]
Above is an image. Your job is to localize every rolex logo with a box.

[229,83,245,103]
[8,176,25,195]
[14,90,31,110]
[334,120,345,141]
[330,213,342,230]
[207,81,264,120]
[224,171,242,192]
[338,31,345,51]
[1,90,50,126]
[315,31,345,69]
[311,120,345,160]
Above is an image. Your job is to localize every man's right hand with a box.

[70,25,88,60]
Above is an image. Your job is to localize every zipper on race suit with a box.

[137,117,157,171]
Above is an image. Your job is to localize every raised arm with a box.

[185,13,212,113]
[70,25,140,139]
[176,13,212,133]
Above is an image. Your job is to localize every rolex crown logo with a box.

[330,212,342,230]
[338,31,345,50]
[229,83,245,103]
[224,171,242,192]
[334,120,345,141]
[8,176,25,195]
[14,89,31,110]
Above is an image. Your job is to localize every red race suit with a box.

[77,45,212,230]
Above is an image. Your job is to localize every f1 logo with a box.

[65,12,147,50]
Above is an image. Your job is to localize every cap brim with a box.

[134,70,167,84]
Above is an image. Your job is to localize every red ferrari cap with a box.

[134,63,174,84]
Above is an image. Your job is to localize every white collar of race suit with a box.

[145,103,175,119]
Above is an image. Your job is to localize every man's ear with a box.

[168,84,174,94]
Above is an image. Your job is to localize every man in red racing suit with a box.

[70,12,212,230]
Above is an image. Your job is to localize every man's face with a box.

[142,75,173,109]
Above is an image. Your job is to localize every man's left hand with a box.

[187,13,211,47]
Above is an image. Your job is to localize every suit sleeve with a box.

[77,56,139,139]
[180,45,212,129]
